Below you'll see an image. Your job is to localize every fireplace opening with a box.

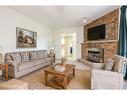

[87,48,104,63]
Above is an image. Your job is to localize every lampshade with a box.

[49,47,54,54]
[50,46,54,50]
[83,17,87,24]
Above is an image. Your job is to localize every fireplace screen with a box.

[88,51,100,62]
[87,48,104,63]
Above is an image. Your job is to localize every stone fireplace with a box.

[81,9,119,63]
[87,48,104,63]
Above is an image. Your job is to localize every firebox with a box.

[87,48,104,63]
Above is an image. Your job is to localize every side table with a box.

[0,64,8,81]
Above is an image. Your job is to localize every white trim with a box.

[84,40,118,44]
[87,48,100,51]
[118,8,121,40]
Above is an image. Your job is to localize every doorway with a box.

[64,36,73,58]
[61,33,76,60]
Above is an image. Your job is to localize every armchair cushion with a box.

[90,63,105,69]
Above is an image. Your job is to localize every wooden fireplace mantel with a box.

[82,40,118,44]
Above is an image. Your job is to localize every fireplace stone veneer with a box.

[81,9,119,63]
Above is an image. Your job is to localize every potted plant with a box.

[60,57,67,67]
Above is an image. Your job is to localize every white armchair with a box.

[91,55,126,89]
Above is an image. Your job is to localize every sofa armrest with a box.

[48,54,55,57]
[5,61,19,73]
[5,61,18,67]
[5,61,19,78]
[91,69,123,89]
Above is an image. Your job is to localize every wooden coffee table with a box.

[44,63,75,89]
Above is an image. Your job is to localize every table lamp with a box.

[49,47,54,55]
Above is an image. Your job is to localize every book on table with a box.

[54,65,65,72]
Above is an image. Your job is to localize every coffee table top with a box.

[44,63,75,76]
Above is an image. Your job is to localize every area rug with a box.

[18,67,91,90]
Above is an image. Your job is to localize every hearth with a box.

[87,48,104,63]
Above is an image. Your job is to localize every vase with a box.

[61,62,66,67]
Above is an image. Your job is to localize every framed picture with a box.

[16,27,37,48]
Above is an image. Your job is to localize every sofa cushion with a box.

[11,53,21,64]
[18,61,35,71]
[104,58,114,71]
[34,59,45,65]
[113,55,125,73]
[45,57,52,62]
[29,51,37,60]
[36,50,43,59]
[36,50,48,59]
[36,50,45,59]
[42,50,48,58]
[20,51,29,62]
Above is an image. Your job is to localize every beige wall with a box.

[54,27,83,59]
[0,7,53,55]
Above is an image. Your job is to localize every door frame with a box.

[60,33,76,60]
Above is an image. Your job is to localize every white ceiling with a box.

[9,6,120,30]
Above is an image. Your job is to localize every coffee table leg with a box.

[73,68,75,77]
[63,76,67,89]
[45,72,48,86]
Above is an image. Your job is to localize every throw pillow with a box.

[105,58,114,71]
[20,51,29,62]
[36,50,43,59]
[29,51,37,60]
[42,50,48,57]
[11,53,21,63]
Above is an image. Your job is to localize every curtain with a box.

[118,6,127,79]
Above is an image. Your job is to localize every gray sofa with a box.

[4,50,53,78]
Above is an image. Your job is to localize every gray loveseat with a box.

[4,50,53,78]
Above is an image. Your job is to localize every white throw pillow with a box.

[105,58,114,71]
